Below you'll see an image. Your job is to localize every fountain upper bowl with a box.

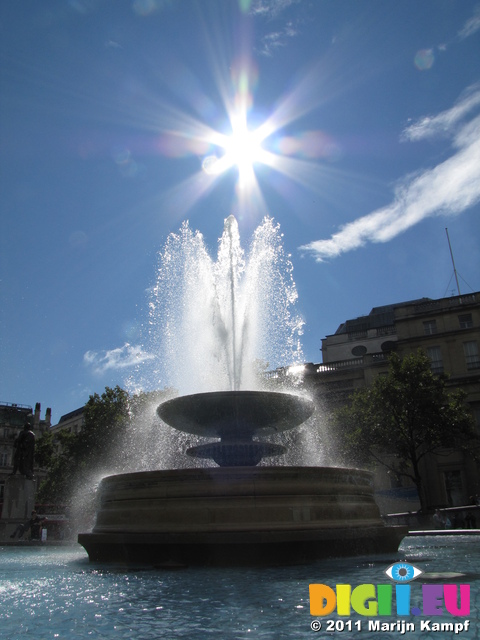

[157,390,314,439]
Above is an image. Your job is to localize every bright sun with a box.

[202,115,267,189]
[224,127,264,174]
[155,56,335,221]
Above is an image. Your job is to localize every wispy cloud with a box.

[250,0,301,56]
[260,31,284,55]
[402,83,480,141]
[84,343,154,374]
[458,4,480,40]
[300,85,480,262]
[259,24,299,56]
[250,0,300,17]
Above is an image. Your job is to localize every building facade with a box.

[318,292,479,415]
[267,292,480,513]
[313,292,480,513]
[50,407,85,438]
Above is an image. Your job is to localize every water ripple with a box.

[0,540,478,639]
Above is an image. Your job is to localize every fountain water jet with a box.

[141,215,304,396]
[78,216,406,565]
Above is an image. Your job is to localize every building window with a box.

[459,314,473,329]
[427,346,443,374]
[463,341,480,370]
[351,345,367,357]
[381,341,396,353]
[423,320,437,335]
[0,451,9,467]
[0,482,4,499]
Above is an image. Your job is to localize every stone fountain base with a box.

[78,466,406,566]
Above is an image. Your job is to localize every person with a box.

[465,511,477,529]
[11,422,35,480]
[9,510,46,540]
[432,510,443,529]
[9,522,27,539]
[28,511,46,540]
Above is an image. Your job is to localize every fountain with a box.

[78,216,405,565]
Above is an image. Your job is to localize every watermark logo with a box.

[309,561,471,635]
[385,562,423,582]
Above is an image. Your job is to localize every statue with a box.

[11,422,35,480]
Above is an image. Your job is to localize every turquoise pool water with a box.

[0,536,478,639]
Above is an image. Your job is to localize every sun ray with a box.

[130,53,346,220]
[159,169,224,223]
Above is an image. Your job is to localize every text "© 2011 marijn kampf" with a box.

[310,619,471,634]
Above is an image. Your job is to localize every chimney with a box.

[34,402,41,427]
[45,407,52,427]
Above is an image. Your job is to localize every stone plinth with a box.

[0,475,36,540]
[78,466,406,565]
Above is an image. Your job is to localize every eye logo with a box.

[385,562,423,583]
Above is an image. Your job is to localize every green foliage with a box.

[36,429,79,504]
[335,350,476,510]
[35,429,56,470]
[81,385,130,468]
[37,386,130,505]
[36,386,174,507]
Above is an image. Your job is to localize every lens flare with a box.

[414,49,435,70]
[147,51,339,221]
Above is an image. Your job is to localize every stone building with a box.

[50,407,85,437]
[316,292,480,513]
[269,291,480,514]
[317,292,479,410]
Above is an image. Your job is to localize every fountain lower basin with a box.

[78,390,406,565]
[78,465,406,565]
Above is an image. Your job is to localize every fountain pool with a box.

[1,536,478,639]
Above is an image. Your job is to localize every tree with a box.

[335,350,477,512]
[80,385,130,469]
[37,385,175,507]
[37,386,130,505]
[36,429,80,505]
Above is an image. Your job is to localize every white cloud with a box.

[458,5,480,40]
[402,83,480,142]
[250,0,301,56]
[300,86,480,262]
[84,343,154,374]
[250,0,300,17]
[260,31,287,56]
[258,21,300,56]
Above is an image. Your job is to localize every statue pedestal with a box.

[0,475,37,540]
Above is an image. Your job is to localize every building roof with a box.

[334,298,432,335]
[58,407,84,423]
[0,403,33,427]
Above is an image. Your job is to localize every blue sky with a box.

[1,0,479,423]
